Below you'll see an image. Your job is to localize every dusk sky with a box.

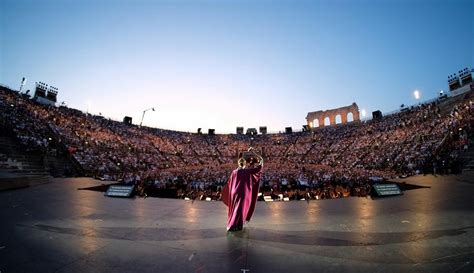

[1,0,473,133]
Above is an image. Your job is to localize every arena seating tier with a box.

[1,85,472,199]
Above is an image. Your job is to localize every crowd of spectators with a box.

[1,85,473,200]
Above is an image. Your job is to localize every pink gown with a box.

[222,165,262,230]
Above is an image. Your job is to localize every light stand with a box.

[140,107,156,127]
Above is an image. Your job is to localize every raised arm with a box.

[248,147,263,166]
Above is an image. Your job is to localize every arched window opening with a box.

[324,117,330,126]
[347,112,354,122]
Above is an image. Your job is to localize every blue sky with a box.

[1,0,473,133]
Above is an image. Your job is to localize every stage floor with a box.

[0,173,473,273]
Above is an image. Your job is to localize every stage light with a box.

[361,109,367,117]
[264,196,273,202]
[414,90,420,100]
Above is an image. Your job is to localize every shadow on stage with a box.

[23,223,474,247]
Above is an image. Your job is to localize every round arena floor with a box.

[0,172,473,273]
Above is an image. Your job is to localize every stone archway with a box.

[335,114,342,124]
[306,103,360,129]
[324,117,330,126]
[313,119,320,128]
[347,112,354,122]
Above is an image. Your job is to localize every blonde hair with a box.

[238,157,246,167]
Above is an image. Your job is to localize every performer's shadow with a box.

[226,228,253,268]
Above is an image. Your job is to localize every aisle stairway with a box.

[0,134,82,190]
[437,91,472,115]
[460,139,474,172]
[0,136,49,176]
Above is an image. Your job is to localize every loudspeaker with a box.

[372,110,382,120]
[208,129,215,135]
[246,128,257,135]
[123,116,132,125]
[236,127,244,134]
[259,126,267,134]
[285,127,292,134]
[197,128,202,134]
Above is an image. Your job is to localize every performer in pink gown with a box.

[222,148,263,231]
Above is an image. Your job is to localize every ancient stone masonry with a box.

[306,103,360,128]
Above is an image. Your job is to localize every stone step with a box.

[0,165,46,172]
[9,169,49,175]
[0,162,44,168]
[461,149,474,155]
[0,153,44,158]
[0,175,52,191]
